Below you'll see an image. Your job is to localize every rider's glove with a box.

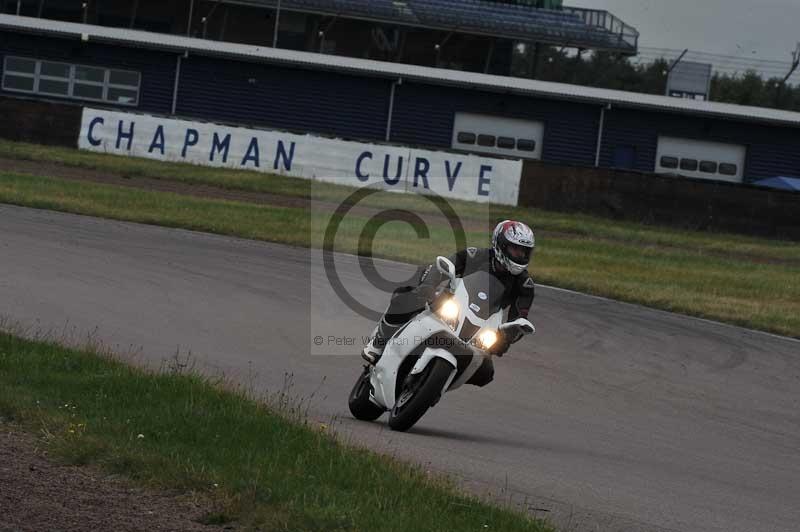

[493,332,511,357]
[505,327,525,345]
[493,326,524,357]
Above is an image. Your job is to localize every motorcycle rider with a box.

[361,220,535,385]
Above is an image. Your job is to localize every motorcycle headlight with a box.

[438,299,459,320]
[436,298,460,329]
[476,329,498,350]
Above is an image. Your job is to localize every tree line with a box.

[511,46,800,112]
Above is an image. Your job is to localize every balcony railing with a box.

[562,6,639,51]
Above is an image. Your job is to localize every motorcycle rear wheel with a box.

[348,367,385,421]
[388,358,454,432]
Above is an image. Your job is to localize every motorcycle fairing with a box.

[369,273,505,409]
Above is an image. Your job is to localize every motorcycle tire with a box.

[348,367,385,421]
[388,358,454,432]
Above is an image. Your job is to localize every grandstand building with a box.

[0,9,798,184]
[0,0,639,77]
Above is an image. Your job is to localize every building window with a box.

[477,134,496,147]
[699,161,718,174]
[497,136,516,149]
[719,163,738,176]
[456,132,476,145]
[660,156,679,169]
[2,56,36,91]
[680,158,698,171]
[517,139,536,152]
[2,56,140,106]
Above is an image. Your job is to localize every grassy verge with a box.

[0,331,551,531]
[2,138,800,336]
[1,171,798,337]
[3,139,800,263]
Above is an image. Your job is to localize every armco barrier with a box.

[518,161,800,239]
[0,96,81,147]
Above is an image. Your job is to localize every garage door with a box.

[451,113,544,160]
[655,136,746,183]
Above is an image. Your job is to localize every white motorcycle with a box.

[348,256,535,432]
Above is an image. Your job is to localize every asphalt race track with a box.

[2,204,799,532]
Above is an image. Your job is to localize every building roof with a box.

[3,14,800,128]
[223,0,638,53]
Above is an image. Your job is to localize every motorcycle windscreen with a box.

[460,270,506,320]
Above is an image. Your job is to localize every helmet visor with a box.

[506,243,532,264]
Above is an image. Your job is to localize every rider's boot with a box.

[361,318,402,365]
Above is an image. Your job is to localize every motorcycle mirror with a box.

[436,256,457,292]
[436,256,456,279]
[500,318,536,336]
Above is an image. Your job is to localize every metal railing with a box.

[561,6,639,51]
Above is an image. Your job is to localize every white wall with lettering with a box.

[78,108,523,205]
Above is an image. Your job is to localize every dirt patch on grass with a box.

[0,423,227,532]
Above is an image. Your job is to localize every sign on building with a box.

[78,108,523,206]
[667,61,713,101]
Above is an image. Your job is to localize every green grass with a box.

[0,172,310,245]
[3,139,800,263]
[0,138,317,198]
[0,331,551,531]
[1,171,798,337]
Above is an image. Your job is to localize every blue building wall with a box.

[600,108,800,181]
[0,32,176,115]
[176,56,392,141]
[390,81,601,166]
[2,28,800,181]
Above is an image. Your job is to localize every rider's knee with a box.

[467,359,494,387]
[386,286,426,324]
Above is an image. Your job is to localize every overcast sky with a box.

[573,0,800,61]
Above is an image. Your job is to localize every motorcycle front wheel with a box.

[388,358,454,432]
[348,367,385,421]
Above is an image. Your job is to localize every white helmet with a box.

[492,220,535,275]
